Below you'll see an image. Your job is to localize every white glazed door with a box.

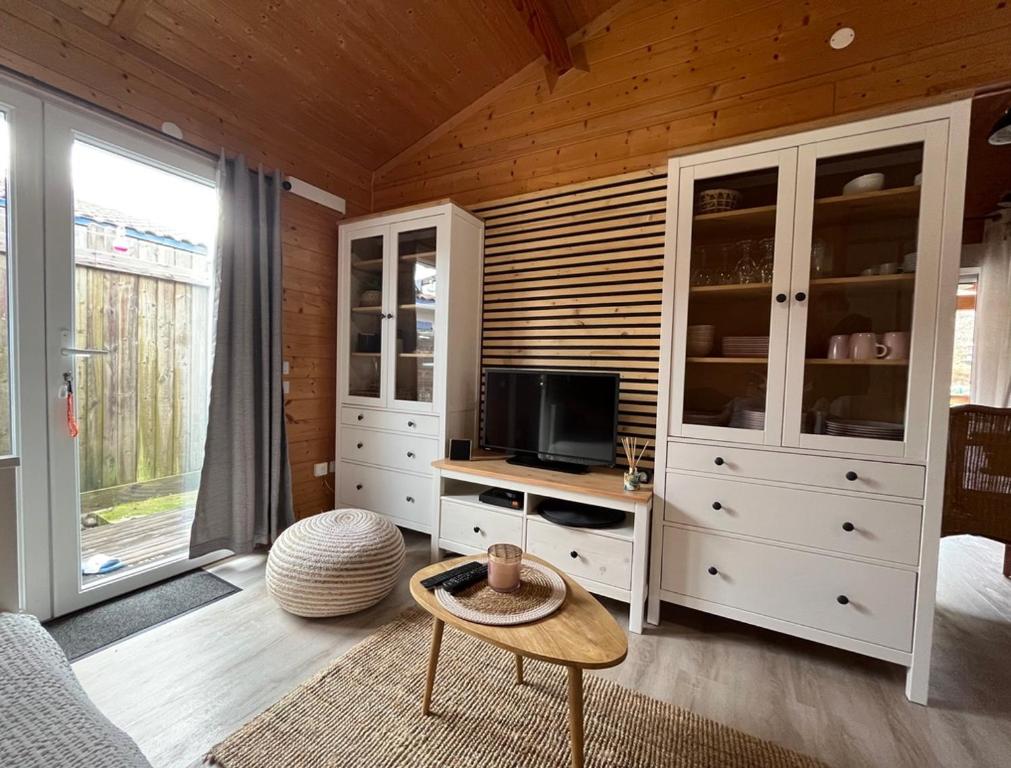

[782,121,948,460]
[388,215,442,413]
[668,149,797,446]
[341,223,391,407]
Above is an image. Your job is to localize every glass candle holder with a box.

[487,543,523,593]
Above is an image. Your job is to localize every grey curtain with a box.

[190,155,294,558]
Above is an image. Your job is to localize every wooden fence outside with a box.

[73,221,212,495]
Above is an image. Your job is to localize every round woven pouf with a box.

[265,509,406,618]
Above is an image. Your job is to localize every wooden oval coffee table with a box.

[409,554,628,768]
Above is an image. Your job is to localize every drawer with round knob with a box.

[664,472,922,565]
[525,516,632,591]
[340,407,438,436]
[338,462,432,529]
[340,427,438,475]
[438,499,522,553]
[665,441,925,499]
[660,526,916,651]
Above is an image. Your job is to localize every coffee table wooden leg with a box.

[422,618,444,716]
[515,654,524,685]
[567,666,584,768]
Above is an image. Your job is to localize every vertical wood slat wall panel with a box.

[472,168,666,468]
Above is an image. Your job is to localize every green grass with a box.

[97,490,198,524]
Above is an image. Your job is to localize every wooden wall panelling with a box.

[373,0,1011,209]
[473,168,667,469]
[282,194,339,519]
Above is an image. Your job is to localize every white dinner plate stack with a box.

[722,336,769,357]
[729,406,766,430]
[684,409,729,426]
[825,418,903,441]
[687,325,715,357]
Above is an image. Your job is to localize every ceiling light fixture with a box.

[829,27,855,50]
[988,107,1011,146]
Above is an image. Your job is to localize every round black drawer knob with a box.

[408,420,416,428]
[714,456,725,466]
[712,501,722,510]
[842,521,855,532]
[837,595,850,605]
[356,442,364,449]
[473,526,481,534]
[707,566,719,576]
[570,550,579,559]
[795,291,807,302]
[355,483,363,491]
[356,413,364,421]
[406,496,414,503]
[845,470,858,481]
[407,451,415,458]
[775,293,787,303]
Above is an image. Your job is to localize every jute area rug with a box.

[207,609,827,768]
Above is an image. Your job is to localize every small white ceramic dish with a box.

[842,173,884,196]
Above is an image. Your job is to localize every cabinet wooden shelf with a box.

[399,302,436,311]
[351,258,384,271]
[350,352,381,357]
[813,185,921,225]
[693,205,776,238]
[810,273,915,290]
[351,305,383,314]
[805,358,908,366]
[688,273,916,299]
[399,352,434,358]
[686,356,767,364]
[400,250,436,266]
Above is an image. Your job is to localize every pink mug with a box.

[850,332,887,360]
[882,331,910,360]
[827,334,850,360]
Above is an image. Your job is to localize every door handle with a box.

[61,346,109,357]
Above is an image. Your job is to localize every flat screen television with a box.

[482,368,619,473]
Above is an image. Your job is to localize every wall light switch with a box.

[328,460,336,473]
[312,462,328,477]
[282,360,290,375]
[282,380,290,394]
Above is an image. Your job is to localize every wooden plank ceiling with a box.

[0,0,615,211]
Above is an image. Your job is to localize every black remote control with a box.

[441,564,489,595]
[421,560,484,590]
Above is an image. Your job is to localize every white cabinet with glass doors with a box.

[336,202,483,533]
[651,103,971,706]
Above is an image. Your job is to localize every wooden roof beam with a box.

[511,0,574,76]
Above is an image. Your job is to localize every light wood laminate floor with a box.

[72,533,1011,768]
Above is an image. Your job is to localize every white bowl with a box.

[842,173,884,196]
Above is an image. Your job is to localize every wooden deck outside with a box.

[81,506,194,585]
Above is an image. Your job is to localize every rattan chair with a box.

[942,405,1011,577]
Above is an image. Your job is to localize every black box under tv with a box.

[478,487,523,510]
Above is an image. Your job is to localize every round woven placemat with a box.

[436,561,566,625]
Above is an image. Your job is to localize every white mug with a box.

[879,262,899,275]
[827,334,850,360]
[882,331,910,360]
[902,252,917,272]
[850,332,888,360]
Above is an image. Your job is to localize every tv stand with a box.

[506,453,588,474]
[430,458,653,633]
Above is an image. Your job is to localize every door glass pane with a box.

[347,234,385,399]
[72,140,217,586]
[395,227,436,403]
[0,112,13,456]
[950,276,977,405]
[683,168,779,430]
[799,143,923,442]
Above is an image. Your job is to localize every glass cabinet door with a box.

[669,150,796,445]
[783,123,945,458]
[390,219,439,410]
[345,227,387,403]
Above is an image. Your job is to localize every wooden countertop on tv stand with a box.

[431,458,653,504]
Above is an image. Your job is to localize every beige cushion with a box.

[265,509,405,617]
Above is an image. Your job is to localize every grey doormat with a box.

[45,570,240,661]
